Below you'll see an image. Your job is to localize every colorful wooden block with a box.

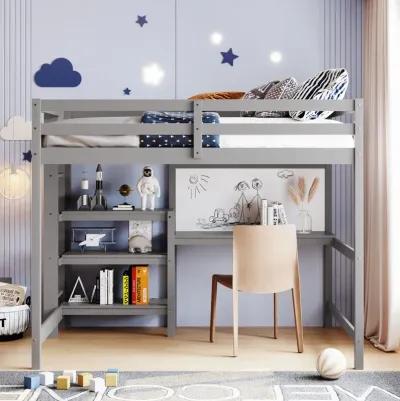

[24,375,40,390]
[39,371,54,386]
[77,372,93,387]
[56,376,71,390]
[89,377,105,393]
[107,368,119,373]
[105,372,118,387]
[62,370,77,384]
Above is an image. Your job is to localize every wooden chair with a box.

[209,224,303,355]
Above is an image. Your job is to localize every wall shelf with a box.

[59,251,167,266]
[59,209,169,222]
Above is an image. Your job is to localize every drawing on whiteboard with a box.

[234,180,251,223]
[196,178,266,229]
[249,178,263,223]
[188,174,210,199]
[277,169,294,179]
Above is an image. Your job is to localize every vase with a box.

[297,208,312,234]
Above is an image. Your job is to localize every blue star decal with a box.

[136,15,148,27]
[123,87,131,95]
[220,48,239,66]
[23,150,32,163]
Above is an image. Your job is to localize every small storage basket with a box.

[0,304,30,338]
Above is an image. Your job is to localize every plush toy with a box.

[316,348,347,379]
[137,166,160,210]
[128,235,152,254]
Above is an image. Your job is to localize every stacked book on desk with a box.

[261,200,288,225]
[112,203,135,211]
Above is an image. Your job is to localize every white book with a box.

[261,199,268,226]
[267,206,274,225]
[100,270,107,305]
[107,269,114,305]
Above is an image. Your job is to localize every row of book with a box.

[261,200,288,225]
[122,265,149,305]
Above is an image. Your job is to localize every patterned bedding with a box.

[140,111,220,148]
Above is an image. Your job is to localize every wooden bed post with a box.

[31,99,43,369]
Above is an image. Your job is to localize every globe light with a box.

[210,32,223,45]
[0,166,30,200]
[269,51,283,64]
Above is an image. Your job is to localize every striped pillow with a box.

[241,81,279,117]
[289,68,349,120]
[255,77,298,118]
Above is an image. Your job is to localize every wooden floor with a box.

[1,327,399,371]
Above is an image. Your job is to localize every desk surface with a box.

[174,231,334,245]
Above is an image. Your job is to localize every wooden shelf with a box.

[59,209,169,222]
[62,299,167,316]
[59,252,167,266]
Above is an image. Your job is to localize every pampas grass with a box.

[308,177,320,203]
[288,185,301,206]
[298,177,306,202]
[288,176,320,205]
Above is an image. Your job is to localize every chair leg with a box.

[232,288,239,357]
[273,293,278,339]
[210,275,218,343]
[292,285,304,353]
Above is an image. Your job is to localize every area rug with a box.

[0,371,399,400]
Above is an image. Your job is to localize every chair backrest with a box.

[233,224,299,294]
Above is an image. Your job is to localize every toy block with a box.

[56,376,70,390]
[107,368,119,373]
[62,370,77,384]
[24,375,40,390]
[39,372,54,386]
[77,373,93,387]
[89,377,105,393]
[105,372,118,387]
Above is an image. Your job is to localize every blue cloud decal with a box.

[34,58,82,87]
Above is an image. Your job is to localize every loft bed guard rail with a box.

[33,98,360,165]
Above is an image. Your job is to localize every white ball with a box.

[316,348,347,380]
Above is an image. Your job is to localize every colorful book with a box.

[135,266,149,305]
[122,271,130,305]
[130,265,137,305]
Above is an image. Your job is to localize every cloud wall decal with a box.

[34,57,82,87]
[0,116,32,141]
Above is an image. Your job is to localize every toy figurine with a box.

[137,166,160,210]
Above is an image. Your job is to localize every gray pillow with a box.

[255,77,298,118]
[241,81,279,117]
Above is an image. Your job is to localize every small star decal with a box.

[136,15,148,27]
[123,87,131,95]
[220,48,239,66]
[23,150,32,163]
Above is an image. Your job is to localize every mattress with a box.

[44,116,355,148]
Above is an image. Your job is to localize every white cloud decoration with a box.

[0,116,32,141]
[142,63,165,86]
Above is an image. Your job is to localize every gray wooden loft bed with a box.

[31,98,364,370]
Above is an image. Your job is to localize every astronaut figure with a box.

[137,166,161,210]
